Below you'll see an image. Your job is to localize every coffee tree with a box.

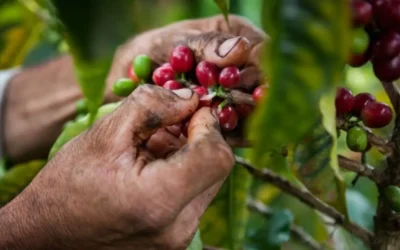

[2,0,400,249]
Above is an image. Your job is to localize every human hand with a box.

[0,85,234,250]
[2,14,264,164]
[105,14,267,101]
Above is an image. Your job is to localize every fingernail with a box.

[218,37,242,57]
[173,88,193,100]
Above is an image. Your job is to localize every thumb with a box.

[182,32,251,68]
[110,84,199,146]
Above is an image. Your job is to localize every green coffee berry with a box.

[133,55,152,80]
[113,78,136,97]
[351,29,369,55]
[76,99,88,114]
[383,186,400,212]
[346,126,368,152]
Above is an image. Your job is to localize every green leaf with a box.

[293,96,347,215]
[213,0,230,25]
[50,0,136,120]
[333,227,369,250]
[267,210,293,246]
[0,158,6,177]
[200,149,252,250]
[246,209,293,250]
[187,229,203,250]
[250,0,350,171]
[49,102,121,159]
[23,39,62,67]
[292,91,346,214]
[346,189,374,231]
[0,160,46,206]
[269,192,329,243]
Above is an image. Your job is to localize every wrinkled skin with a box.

[106,14,267,100]
[0,15,267,250]
[0,86,234,250]
[4,14,266,163]
[108,14,266,153]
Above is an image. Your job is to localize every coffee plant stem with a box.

[382,81,400,114]
[247,198,323,250]
[229,89,255,105]
[225,134,251,148]
[372,81,400,249]
[338,155,380,183]
[235,155,373,247]
[337,119,394,156]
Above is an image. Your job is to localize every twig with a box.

[225,135,252,148]
[366,129,394,157]
[247,198,323,250]
[338,155,380,183]
[235,155,373,247]
[229,90,255,105]
[337,119,394,156]
[382,81,400,114]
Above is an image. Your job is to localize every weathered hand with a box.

[0,85,234,250]
[105,14,267,101]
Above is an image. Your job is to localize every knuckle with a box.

[133,84,155,96]
[199,139,234,171]
[143,207,176,230]
[214,142,235,170]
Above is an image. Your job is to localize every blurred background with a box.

[0,0,388,249]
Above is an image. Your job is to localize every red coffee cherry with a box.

[170,45,195,73]
[152,66,175,86]
[352,92,376,117]
[219,66,240,88]
[163,80,182,90]
[361,101,393,128]
[253,85,266,103]
[196,61,220,87]
[335,87,355,115]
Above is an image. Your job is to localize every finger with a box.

[183,32,251,68]
[165,124,182,137]
[238,66,264,90]
[188,14,267,67]
[146,129,184,158]
[201,14,268,50]
[136,107,234,212]
[140,167,226,249]
[110,85,198,146]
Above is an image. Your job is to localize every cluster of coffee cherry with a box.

[335,86,393,152]
[113,45,266,134]
[349,0,400,82]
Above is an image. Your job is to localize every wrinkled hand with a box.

[5,85,234,250]
[105,14,267,101]
[106,14,266,151]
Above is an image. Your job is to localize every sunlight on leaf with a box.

[200,161,252,250]
[0,160,46,206]
[187,229,203,250]
[249,0,350,175]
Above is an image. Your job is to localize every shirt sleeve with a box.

[0,68,21,159]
